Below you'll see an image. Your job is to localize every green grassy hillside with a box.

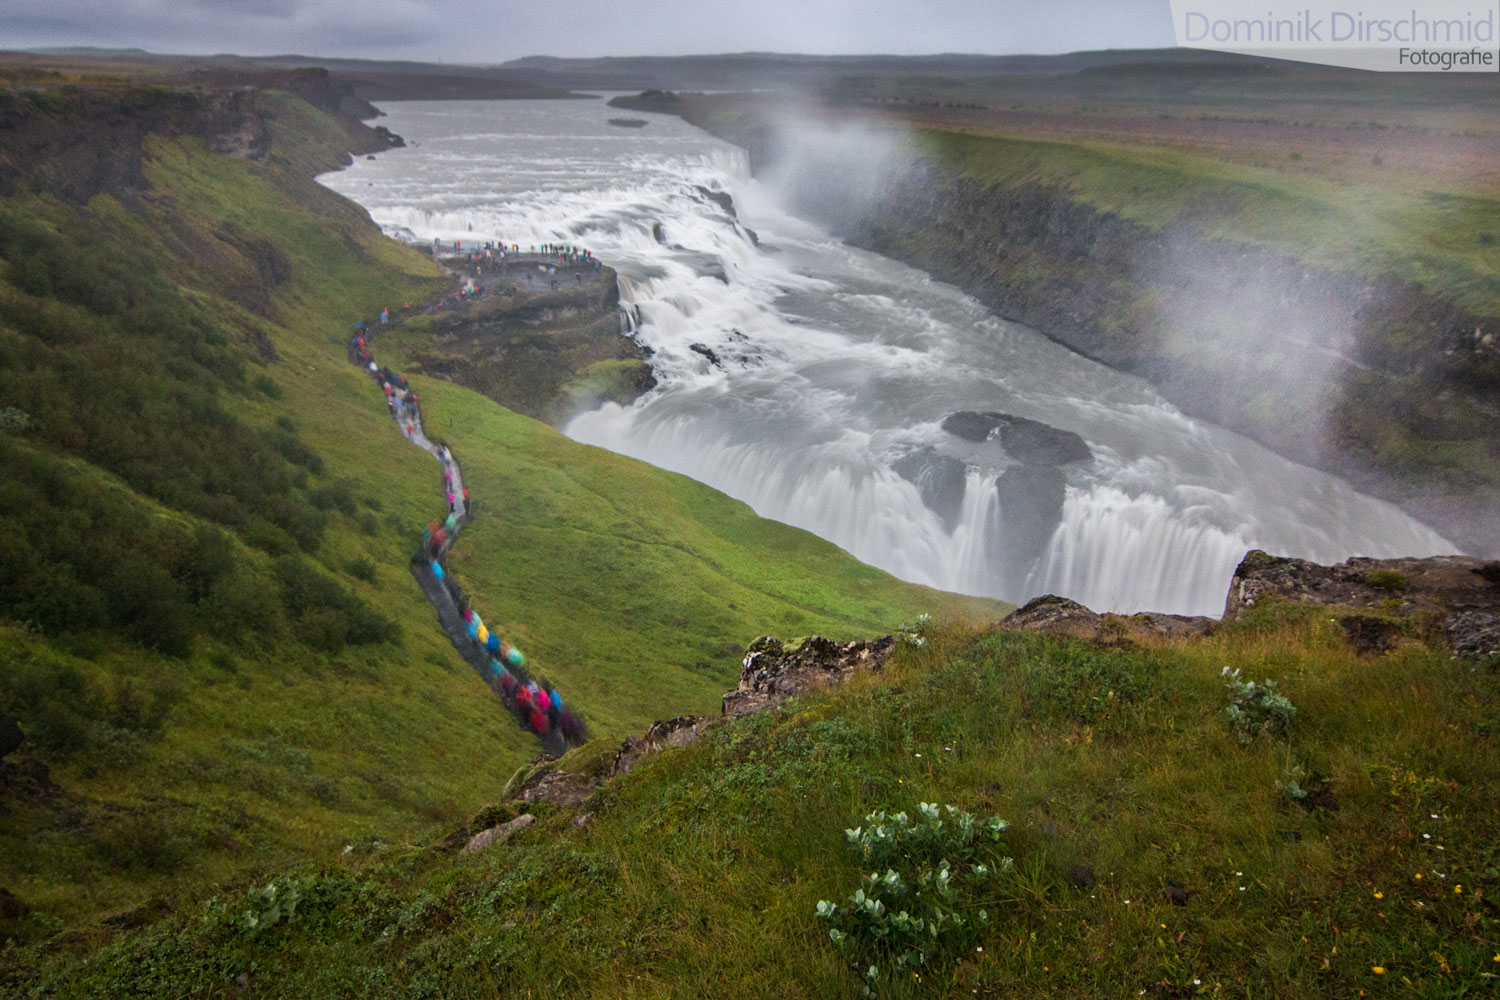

[0,80,999,942]
[8,603,1495,997]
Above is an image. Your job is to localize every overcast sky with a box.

[3,1,1179,63]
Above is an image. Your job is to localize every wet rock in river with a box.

[891,448,968,532]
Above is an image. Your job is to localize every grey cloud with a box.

[179,0,305,18]
[1,0,1177,61]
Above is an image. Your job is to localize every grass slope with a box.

[0,83,999,942]
[10,603,1495,997]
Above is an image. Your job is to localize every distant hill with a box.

[497,48,1280,90]
[11,46,1288,101]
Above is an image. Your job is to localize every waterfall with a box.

[321,98,1458,618]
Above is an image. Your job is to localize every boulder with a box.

[1002,595,1215,643]
[519,771,599,809]
[993,464,1067,571]
[1445,612,1500,659]
[996,415,1093,465]
[1225,551,1500,618]
[694,185,738,219]
[941,411,1004,442]
[940,411,1092,465]
[689,343,724,369]
[891,448,968,532]
[462,813,535,855]
[1002,595,1100,636]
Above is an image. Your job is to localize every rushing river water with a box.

[320,98,1457,617]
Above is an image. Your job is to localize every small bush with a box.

[345,557,377,583]
[1222,667,1296,742]
[0,407,32,433]
[252,374,283,399]
[95,811,190,874]
[1363,569,1408,592]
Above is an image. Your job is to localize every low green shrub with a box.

[1363,569,1408,592]
[1222,666,1296,742]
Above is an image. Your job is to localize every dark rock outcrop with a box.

[1001,594,1215,643]
[694,185,738,219]
[941,412,1092,466]
[1339,615,1405,655]
[1445,612,1500,659]
[613,715,718,775]
[724,635,896,719]
[1002,595,1100,635]
[891,448,968,532]
[517,770,599,808]
[1225,550,1500,618]
[689,343,724,369]
[993,464,1068,571]
[1001,416,1092,466]
[942,411,1004,443]
[1226,549,1500,657]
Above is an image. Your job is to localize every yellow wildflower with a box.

[1372,966,1386,975]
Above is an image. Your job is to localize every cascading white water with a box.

[321,98,1458,618]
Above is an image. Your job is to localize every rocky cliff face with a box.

[836,170,1499,558]
[0,70,397,204]
[400,254,654,426]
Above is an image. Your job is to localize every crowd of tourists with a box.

[347,295,588,751]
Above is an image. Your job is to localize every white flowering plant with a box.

[895,613,933,649]
[816,803,1011,995]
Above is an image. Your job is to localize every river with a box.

[319,97,1456,617]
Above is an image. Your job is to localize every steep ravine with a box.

[616,96,1500,558]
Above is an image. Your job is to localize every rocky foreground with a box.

[450,549,1500,851]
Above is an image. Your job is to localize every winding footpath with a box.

[347,265,590,756]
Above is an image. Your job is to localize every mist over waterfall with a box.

[321,99,1458,618]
